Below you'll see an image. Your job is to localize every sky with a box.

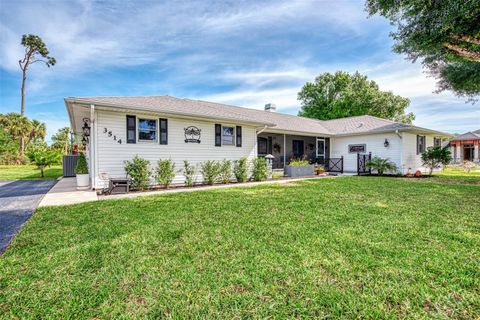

[0,0,479,141]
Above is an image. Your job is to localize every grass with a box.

[1,175,479,318]
[0,164,62,180]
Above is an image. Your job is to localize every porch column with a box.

[474,142,479,163]
[283,134,286,169]
[456,144,461,163]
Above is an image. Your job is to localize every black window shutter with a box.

[126,115,136,143]
[215,124,221,146]
[159,118,168,145]
[268,136,273,154]
[236,126,242,147]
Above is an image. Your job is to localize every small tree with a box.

[421,147,452,175]
[32,148,58,178]
[156,159,176,188]
[234,157,249,182]
[19,34,56,116]
[182,160,197,187]
[201,160,221,185]
[252,157,268,181]
[124,155,151,190]
[365,156,398,176]
[219,159,233,184]
[75,152,89,175]
[459,160,476,173]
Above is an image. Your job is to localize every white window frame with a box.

[137,117,158,143]
[222,125,235,146]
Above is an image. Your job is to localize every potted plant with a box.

[75,152,89,189]
[285,159,315,177]
[315,165,325,175]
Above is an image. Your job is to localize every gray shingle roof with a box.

[452,131,480,141]
[65,96,449,137]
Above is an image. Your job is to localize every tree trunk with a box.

[20,136,25,158]
[40,166,44,178]
[21,69,26,116]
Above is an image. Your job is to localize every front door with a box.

[316,138,325,164]
[464,145,474,161]
[292,140,304,159]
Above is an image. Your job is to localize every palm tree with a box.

[28,119,46,144]
[0,113,32,158]
[365,156,398,176]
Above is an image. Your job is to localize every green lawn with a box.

[0,165,62,180]
[1,175,479,318]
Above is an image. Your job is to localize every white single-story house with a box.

[65,96,451,189]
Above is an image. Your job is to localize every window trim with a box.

[137,117,158,143]
[221,125,235,146]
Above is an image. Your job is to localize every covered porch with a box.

[257,132,340,170]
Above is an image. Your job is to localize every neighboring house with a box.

[450,129,480,163]
[65,96,451,189]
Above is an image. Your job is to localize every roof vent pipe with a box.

[265,103,276,112]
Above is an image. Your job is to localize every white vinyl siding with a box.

[94,110,256,188]
[331,133,402,173]
[402,133,436,173]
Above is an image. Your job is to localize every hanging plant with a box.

[273,142,281,153]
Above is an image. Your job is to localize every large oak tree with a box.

[366,0,480,99]
[298,71,414,124]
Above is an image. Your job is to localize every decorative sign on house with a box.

[348,144,366,153]
[184,126,201,143]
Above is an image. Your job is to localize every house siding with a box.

[402,132,436,173]
[331,133,402,173]
[94,109,257,188]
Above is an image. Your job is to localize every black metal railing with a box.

[325,157,343,173]
[357,153,372,175]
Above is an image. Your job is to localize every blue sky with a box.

[1,0,478,141]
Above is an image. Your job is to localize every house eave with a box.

[65,98,275,128]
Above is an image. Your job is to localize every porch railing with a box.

[325,157,344,173]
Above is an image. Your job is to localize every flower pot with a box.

[76,173,90,190]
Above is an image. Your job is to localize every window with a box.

[222,126,235,145]
[417,135,426,154]
[434,137,442,147]
[348,144,366,153]
[138,118,157,141]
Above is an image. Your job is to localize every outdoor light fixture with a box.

[384,138,390,148]
[82,118,91,137]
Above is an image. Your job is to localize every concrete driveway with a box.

[0,180,57,254]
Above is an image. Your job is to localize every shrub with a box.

[421,146,451,175]
[124,155,151,190]
[201,160,221,185]
[234,157,249,182]
[32,148,59,177]
[252,157,268,181]
[75,152,89,175]
[182,160,197,187]
[156,159,176,188]
[365,156,397,176]
[289,159,310,166]
[219,159,233,184]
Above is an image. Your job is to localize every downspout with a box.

[396,130,404,174]
[90,104,95,190]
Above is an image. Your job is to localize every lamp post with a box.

[265,154,275,179]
